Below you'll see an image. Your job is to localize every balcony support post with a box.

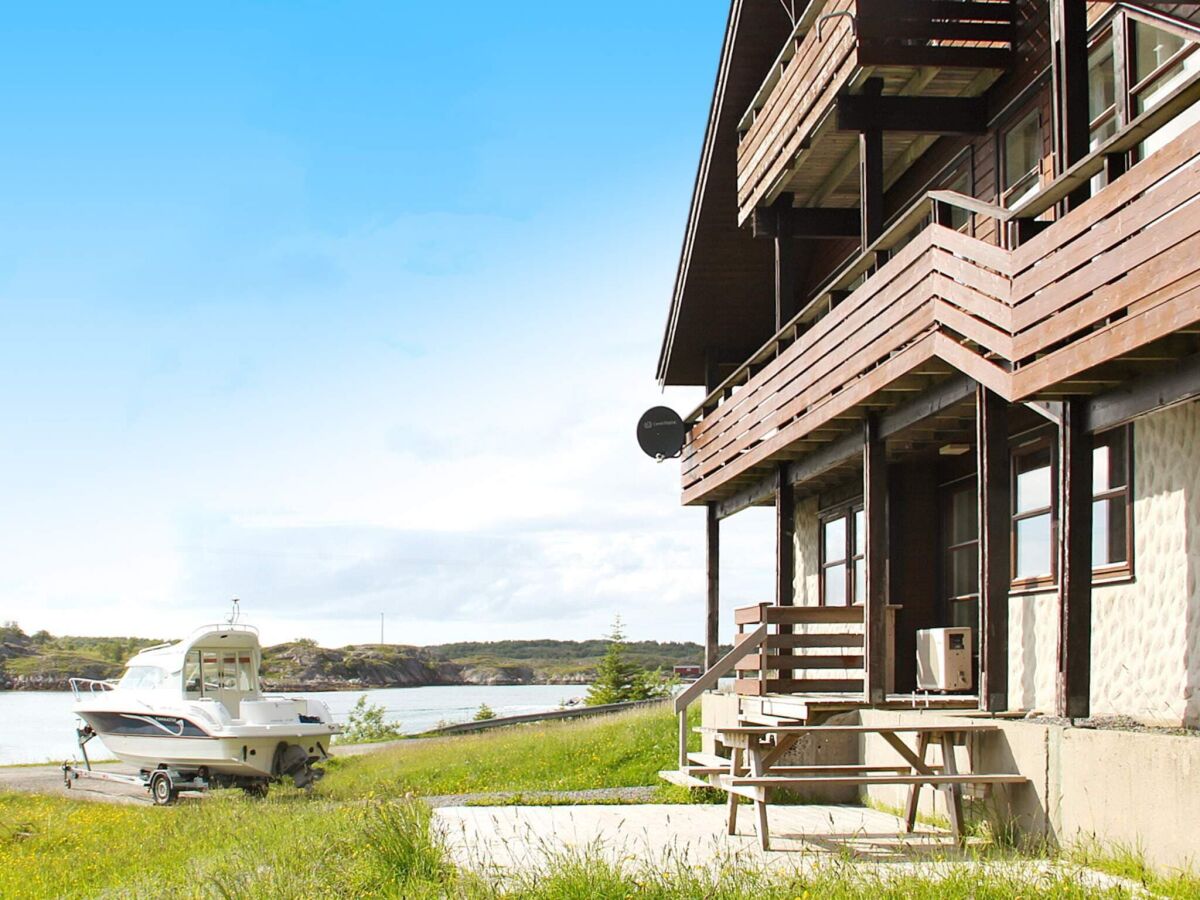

[706,502,720,670]
[772,195,799,328]
[859,78,885,251]
[775,465,796,609]
[1050,0,1091,210]
[976,387,1010,712]
[1056,398,1093,719]
[863,415,888,705]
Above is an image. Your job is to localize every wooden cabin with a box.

[659,0,1200,760]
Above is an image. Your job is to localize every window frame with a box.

[818,500,864,607]
[1000,105,1044,209]
[1010,436,1056,590]
[1007,425,1135,592]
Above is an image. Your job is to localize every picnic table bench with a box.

[698,723,1027,849]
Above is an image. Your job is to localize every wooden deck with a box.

[684,110,1200,505]
[735,0,1013,222]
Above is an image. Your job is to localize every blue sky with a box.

[0,1,776,646]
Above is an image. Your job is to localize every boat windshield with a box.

[119,666,166,690]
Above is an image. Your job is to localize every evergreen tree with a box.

[585,616,673,705]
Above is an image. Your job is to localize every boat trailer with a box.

[61,724,300,805]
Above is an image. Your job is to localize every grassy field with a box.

[1,705,1196,898]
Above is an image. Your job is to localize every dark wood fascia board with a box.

[752,205,862,239]
[657,0,744,386]
[836,93,989,135]
[1085,353,1200,433]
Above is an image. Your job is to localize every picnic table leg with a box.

[748,742,770,851]
[726,746,743,835]
[939,733,965,844]
[904,732,931,833]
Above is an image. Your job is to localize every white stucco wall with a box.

[794,495,820,605]
[1008,401,1200,725]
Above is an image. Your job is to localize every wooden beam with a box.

[1085,353,1200,432]
[706,503,720,671]
[752,206,862,239]
[1050,0,1091,210]
[859,79,884,251]
[773,195,799,328]
[837,94,988,134]
[976,387,1009,712]
[879,375,976,437]
[715,475,778,520]
[1056,398,1093,719]
[863,415,888,705]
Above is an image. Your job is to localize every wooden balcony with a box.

[685,108,1200,506]
[735,0,1015,222]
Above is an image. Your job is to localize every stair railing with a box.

[672,622,768,768]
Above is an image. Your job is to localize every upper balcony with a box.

[735,0,1016,223]
[684,70,1200,506]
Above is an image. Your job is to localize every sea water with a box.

[0,683,587,765]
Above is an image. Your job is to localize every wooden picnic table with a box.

[698,723,1026,849]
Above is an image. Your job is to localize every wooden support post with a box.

[859,79,885,251]
[1051,0,1090,210]
[1057,398,1093,719]
[863,415,888,705]
[772,194,798,329]
[776,465,796,608]
[706,502,720,671]
[977,387,1010,712]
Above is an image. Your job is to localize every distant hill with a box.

[0,623,712,691]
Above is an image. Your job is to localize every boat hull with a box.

[78,711,335,778]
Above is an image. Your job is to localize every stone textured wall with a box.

[1008,401,1200,725]
[793,495,820,605]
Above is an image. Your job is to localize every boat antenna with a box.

[226,598,241,625]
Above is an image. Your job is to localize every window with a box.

[1093,427,1132,575]
[820,504,864,606]
[1002,108,1042,208]
[942,480,979,633]
[1012,442,1054,584]
[1009,426,1134,588]
[119,666,166,691]
[1131,17,1200,157]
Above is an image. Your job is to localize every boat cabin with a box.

[124,625,263,717]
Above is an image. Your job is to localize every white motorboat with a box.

[68,615,340,803]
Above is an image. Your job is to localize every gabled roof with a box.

[657,0,793,386]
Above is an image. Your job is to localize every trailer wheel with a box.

[150,771,176,806]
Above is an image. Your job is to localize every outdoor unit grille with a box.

[916,627,973,692]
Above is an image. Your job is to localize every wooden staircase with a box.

[731,602,866,697]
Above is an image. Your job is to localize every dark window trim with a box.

[818,499,864,607]
[1007,424,1135,590]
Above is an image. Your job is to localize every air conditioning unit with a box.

[916,627,973,692]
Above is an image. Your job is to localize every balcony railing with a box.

[684,82,1200,505]
[735,0,1015,222]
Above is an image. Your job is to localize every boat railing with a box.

[69,677,117,701]
[188,623,260,638]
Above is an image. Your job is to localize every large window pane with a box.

[1089,34,1116,123]
[1134,21,1188,83]
[854,558,865,605]
[854,508,865,556]
[824,516,847,563]
[1015,448,1052,513]
[949,545,979,598]
[949,488,978,544]
[824,563,848,606]
[1093,435,1127,492]
[951,598,979,633]
[1015,513,1053,579]
[1093,496,1129,568]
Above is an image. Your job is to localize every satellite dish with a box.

[637,406,685,460]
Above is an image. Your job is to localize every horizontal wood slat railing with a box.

[684,111,1200,505]
[735,0,1014,221]
[731,602,866,698]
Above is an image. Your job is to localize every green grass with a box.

[1069,840,1200,899]
[1,704,1195,898]
[319,704,687,801]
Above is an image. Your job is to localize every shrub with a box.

[473,703,496,721]
[339,695,403,744]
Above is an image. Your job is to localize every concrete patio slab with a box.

[434,802,956,874]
